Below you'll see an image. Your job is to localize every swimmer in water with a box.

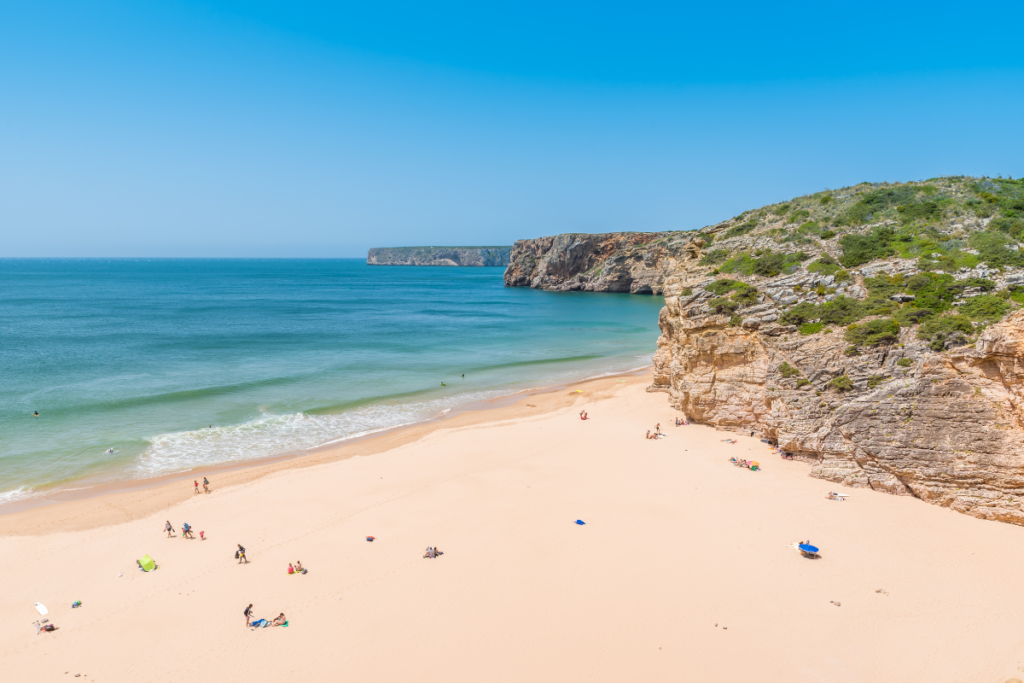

[33,411,39,417]
[106,448,114,453]
[441,382,446,387]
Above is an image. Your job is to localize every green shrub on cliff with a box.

[845,318,901,346]
[917,313,974,349]
[958,294,1009,322]
[829,375,854,391]
[778,362,801,378]
[708,297,740,314]
[726,220,758,238]
[706,279,750,295]
[839,228,899,267]
[807,254,841,276]
[699,249,731,266]
[788,209,811,224]
[837,186,920,226]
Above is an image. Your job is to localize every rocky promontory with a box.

[504,232,699,294]
[514,176,1024,525]
[368,246,511,267]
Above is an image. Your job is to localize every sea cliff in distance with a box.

[368,246,512,266]
[507,175,1024,527]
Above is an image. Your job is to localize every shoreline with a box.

[0,367,653,536]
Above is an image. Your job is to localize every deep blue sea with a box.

[0,259,664,504]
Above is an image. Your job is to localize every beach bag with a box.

[43,624,55,632]
[235,550,240,559]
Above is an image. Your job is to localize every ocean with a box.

[0,258,664,505]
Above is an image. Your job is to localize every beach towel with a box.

[35,603,48,616]
[251,619,270,628]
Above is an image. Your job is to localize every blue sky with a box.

[2,1,1023,257]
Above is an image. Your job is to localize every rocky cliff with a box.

[504,232,699,294]
[368,246,511,267]
[522,176,1024,525]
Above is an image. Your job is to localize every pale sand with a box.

[3,372,1024,682]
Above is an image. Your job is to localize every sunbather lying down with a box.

[721,439,736,444]
[826,492,846,501]
[423,546,444,559]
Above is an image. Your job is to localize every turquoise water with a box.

[0,259,664,504]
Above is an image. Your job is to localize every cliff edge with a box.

[368,246,511,267]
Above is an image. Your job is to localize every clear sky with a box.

[3,1,1023,257]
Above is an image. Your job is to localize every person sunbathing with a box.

[646,430,652,439]
[424,547,434,558]
[273,613,286,626]
[288,563,295,574]
[295,561,304,572]
[580,411,588,420]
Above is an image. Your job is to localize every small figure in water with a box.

[106,448,114,453]
[462,374,464,379]
[33,411,39,417]
[441,382,446,387]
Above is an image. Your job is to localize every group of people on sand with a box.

[674,417,688,426]
[646,423,665,440]
[244,603,287,629]
[288,561,307,574]
[165,520,204,540]
[193,476,210,494]
[729,457,759,471]
[579,410,589,420]
[423,546,444,559]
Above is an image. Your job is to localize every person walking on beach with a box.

[244,603,253,626]
[193,480,200,494]
[202,476,210,494]
[165,521,175,538]
[182,522,194,539]
[237,544,248,564]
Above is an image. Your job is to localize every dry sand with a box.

[2,372,1024,682]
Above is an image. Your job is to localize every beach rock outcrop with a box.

[643,176,1024,525]
[508,175,1024,525]
[503,232,704,294]
[368,246,511,267]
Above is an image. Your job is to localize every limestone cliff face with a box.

[651,282,1024,525]
[504,232,701,294]
[368,246,511,267]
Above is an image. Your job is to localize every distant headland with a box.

[367,246,512,267]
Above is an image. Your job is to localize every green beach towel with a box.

[138,555,156,572]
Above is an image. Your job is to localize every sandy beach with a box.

[3,371,1024,683]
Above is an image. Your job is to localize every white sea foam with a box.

[0,486,35,505]
[129,355,657,479]
[133,389,511,478]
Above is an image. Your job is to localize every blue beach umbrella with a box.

[798,544,819,553]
